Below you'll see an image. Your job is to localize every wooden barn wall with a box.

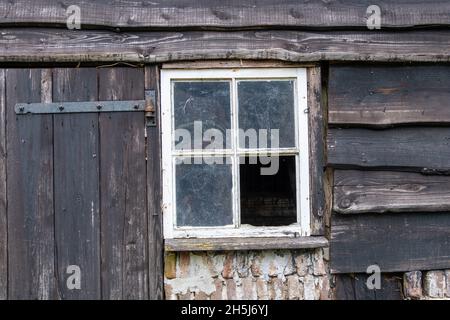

[0,66,163,299]
[328,64,450,274]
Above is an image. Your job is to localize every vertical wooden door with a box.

[2,66,163,300]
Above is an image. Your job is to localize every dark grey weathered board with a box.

[329,65,450,126]
[327,127,450,172]
[6,69,56,299]
[53,68,101,299]
[2,0,449,29]
[98,67,148,300]
[0,29,449,63]
[0,69,5,300]
[334,273,403,300]
[331,212,450,273]
[145,66,164,300]
[334,170,450,214]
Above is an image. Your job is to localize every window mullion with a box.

[232,77,240,229]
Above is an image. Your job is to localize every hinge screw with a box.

[97,105,102,110]
[19,106,25,113]
[134,104,140,110]
[59,105,64,111]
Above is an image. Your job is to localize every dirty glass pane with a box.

[176,157,233,227]
[238,80,296,149]
[240,155,297,226]
[173,81,231,150]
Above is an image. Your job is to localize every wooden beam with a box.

[0,29,449,63]
[329,65,450,126]
[308,67,326,235]
[145,65,164,300]
[327,127,450,172]
[334,170,450,214]
[162,60,316,69]
[331,212,450,273]
[0,69,6,300]
[1,0,449,29]
[165,236,329,251]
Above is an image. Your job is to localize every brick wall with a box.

[164,248,332,300]
[404,270,450,300]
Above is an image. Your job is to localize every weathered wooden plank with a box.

[165,236,329,252]
[1,0,449,29]
[0,69,6,300]
[331,212,450,273]
[6,69,56,299]
[53,68,100,299]
[334,170,450,214]
[329,65,450,126]
[327,127,450,172]
[98,67,148,300]
[307,67,325,235]
[145,66,164,300]
[334,274,403,300]
[0,29,449,63]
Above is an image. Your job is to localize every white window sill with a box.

[164,236,328,252]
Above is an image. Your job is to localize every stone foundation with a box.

[404,270,450,300]
[164,248,332,300]
[164,248,450,300]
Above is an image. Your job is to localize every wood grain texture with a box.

[334,170,450,214]
[6,69,56,299]
[327,127,450,172]
[0,29,449,63]
[307,67,325,235]
[53,68,100,299]
[98,67,148,300]
[145,66,164,300]
[334,274,403,300]
[331,212,450,273]
[1,0,449,29]
[165,236,329,252]
[329,65,450,126]
[0,69,6,300]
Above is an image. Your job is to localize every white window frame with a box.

[161,68,310,239]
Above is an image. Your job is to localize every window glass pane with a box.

[238,80,296,149]
[176,157,233,227]
[240,156,297,226]
[173,81,231,150]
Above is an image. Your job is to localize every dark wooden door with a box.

[1,67,163,300]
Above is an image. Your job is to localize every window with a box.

[161,68,310,239]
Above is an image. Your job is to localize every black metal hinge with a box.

[145,90,156,127]
[15,100,146,114]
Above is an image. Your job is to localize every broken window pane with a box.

[238,80,296,149]
[173,81,231,150]
[240,156,297,226]
[176,157,233,227]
